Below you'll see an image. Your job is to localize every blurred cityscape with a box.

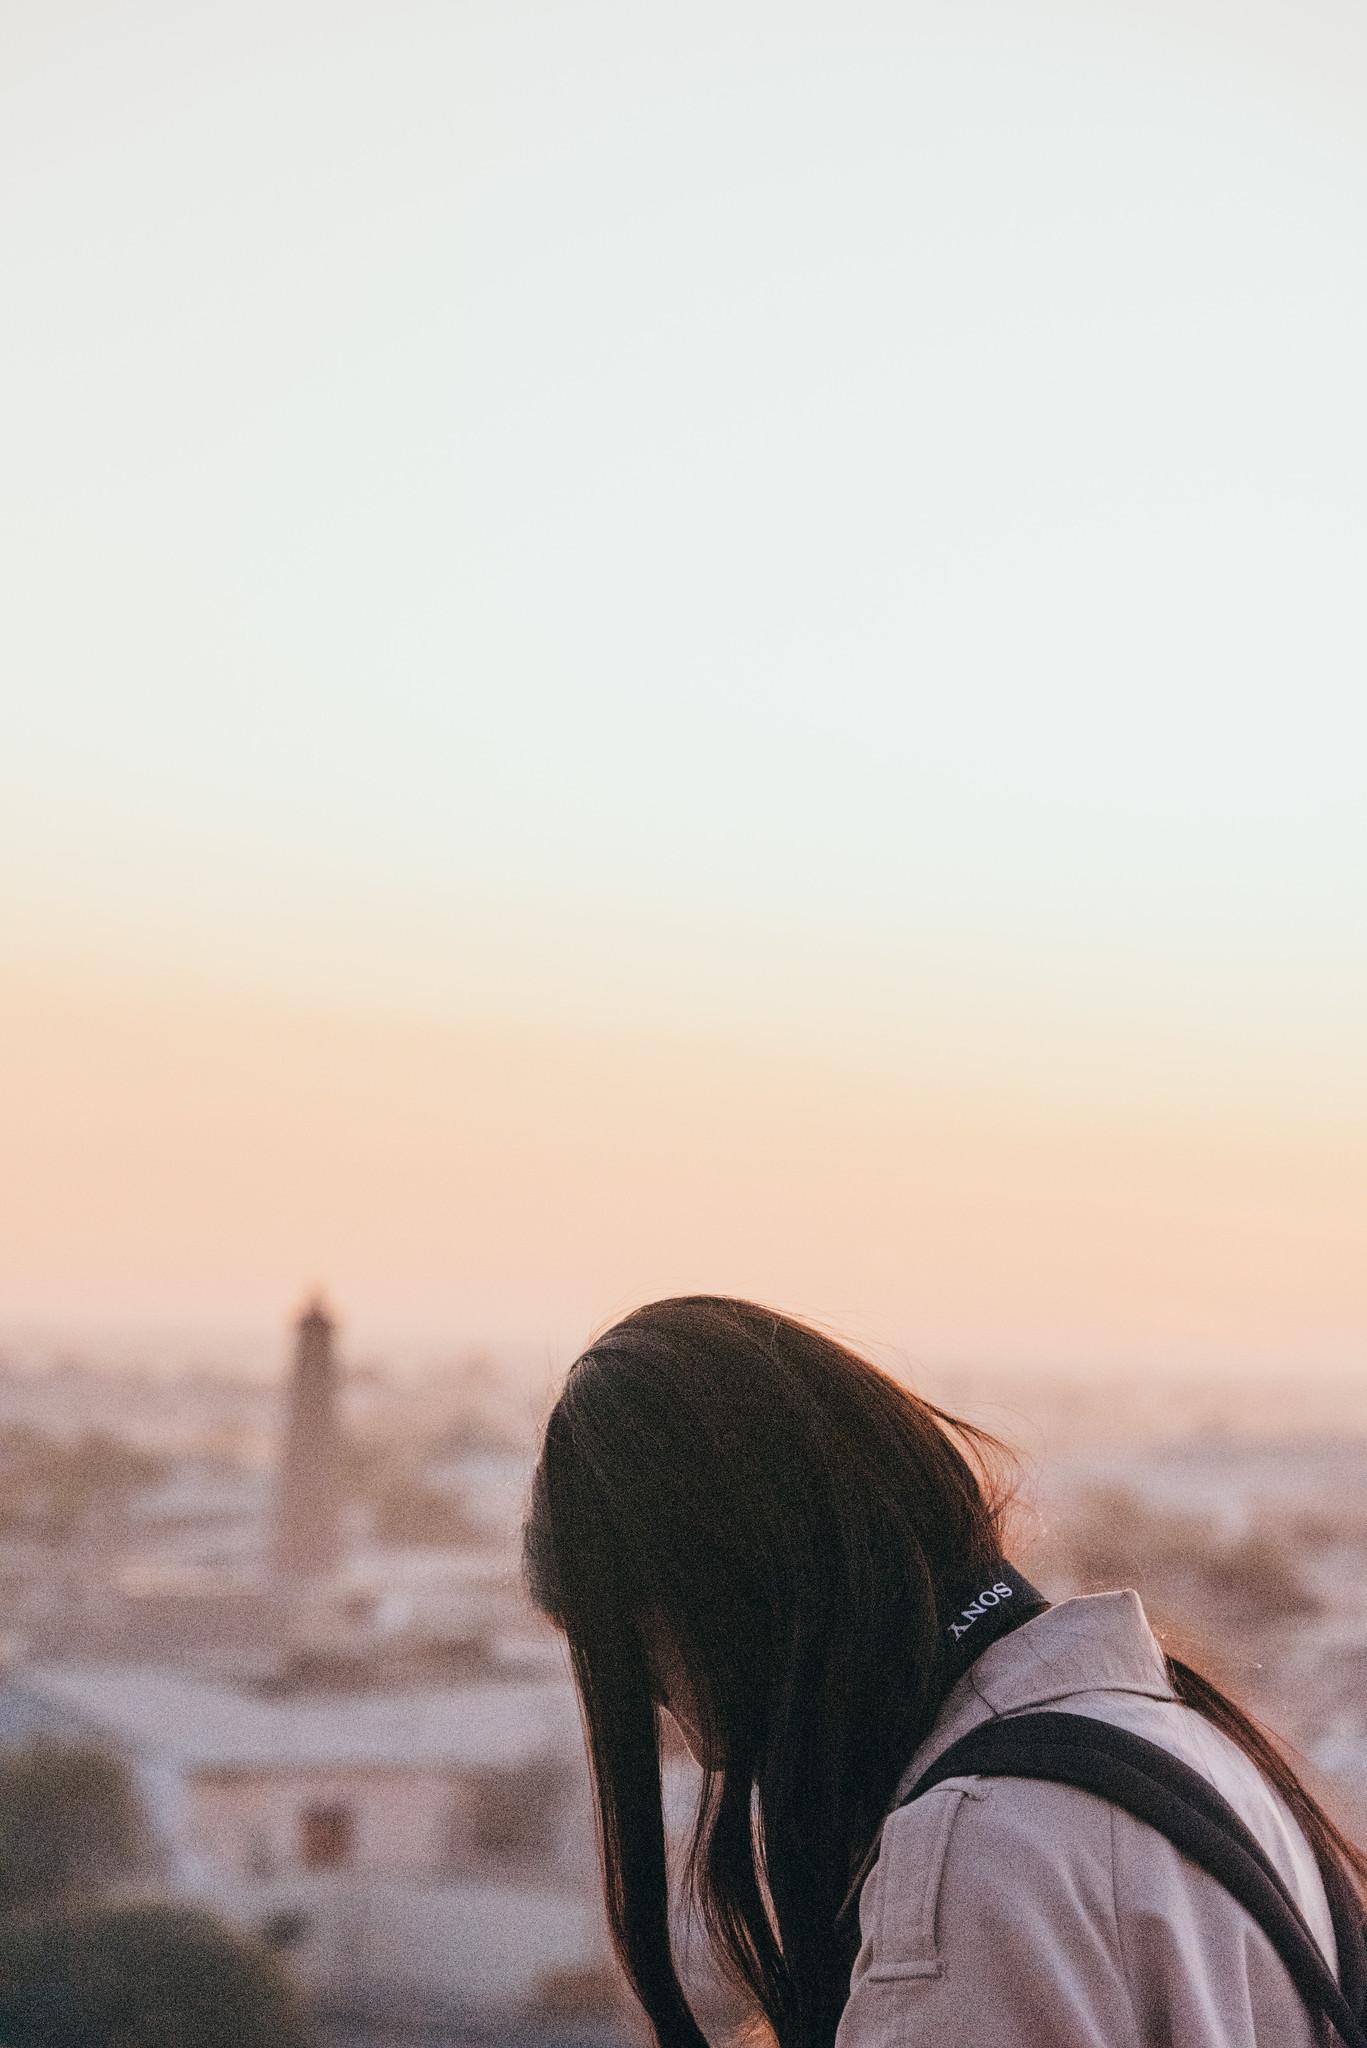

[0,1304,1363,2044]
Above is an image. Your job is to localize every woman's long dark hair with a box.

[522,1294,1367,2048]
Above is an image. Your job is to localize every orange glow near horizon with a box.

[3,944,1362,1383]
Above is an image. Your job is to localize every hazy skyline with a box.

[3,1,1365,1378]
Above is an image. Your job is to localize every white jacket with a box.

[835,1590,1342,2048]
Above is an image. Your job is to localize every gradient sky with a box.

[2,0,1365,1379]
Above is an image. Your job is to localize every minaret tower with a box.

[272,1294,345,1585]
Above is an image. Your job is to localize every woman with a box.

[522,1294,1367,2048]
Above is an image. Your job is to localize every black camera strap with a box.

[834,1557,1048,1932]
[935,1558,1050,1692]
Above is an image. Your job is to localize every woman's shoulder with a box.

[838,1777,1136,2048]
[854,1769,1119,1981]
[843,1712,1335,2048]
[860,1688,1328,1963]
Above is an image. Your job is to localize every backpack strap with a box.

[900,1710,1367,2048]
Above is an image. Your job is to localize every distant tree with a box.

[63,1430,166,1501]
[0,1739,155,1915]
[371,1473,476,1547]
[0,1427,169,1547]
[0,1900,318,2048]
[1036,1484,1321,1640]
[333,1427,380,1496]
[1202,1530,1320,1628]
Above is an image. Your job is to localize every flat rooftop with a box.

[8,1661,583,1773]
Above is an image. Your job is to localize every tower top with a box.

[295,1292,335,1333]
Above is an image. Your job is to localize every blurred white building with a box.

[8,1659,628,2033]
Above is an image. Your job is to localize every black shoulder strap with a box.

[900,1709,1367,2048]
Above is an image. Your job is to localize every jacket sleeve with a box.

[834,1778,1143,2048]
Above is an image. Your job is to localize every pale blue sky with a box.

[5,0,1365,964]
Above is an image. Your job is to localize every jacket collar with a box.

[897,1588,1178,1798]
[837,1590,1176,1932]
